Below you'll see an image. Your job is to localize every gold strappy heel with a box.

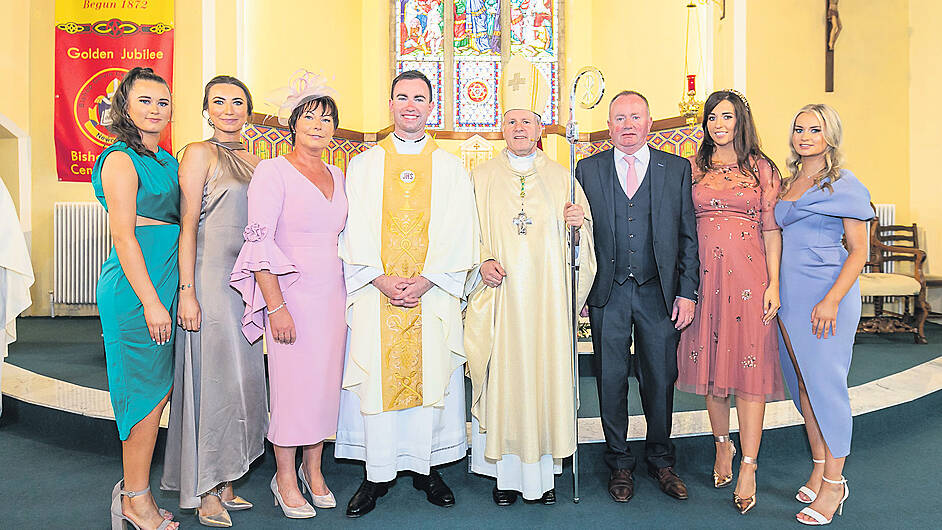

[198,483,233,528]
[732,455,758,515]
[218,481,254,511]
[713,435,737,488]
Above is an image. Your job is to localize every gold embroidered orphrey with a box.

[377,135,435,411]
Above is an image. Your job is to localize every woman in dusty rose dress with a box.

[676,90,784,515]
[230,74,346,519]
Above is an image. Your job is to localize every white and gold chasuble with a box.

[465,149,597,464]
[339,135,479,415]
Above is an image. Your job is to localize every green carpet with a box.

[7,317,940,418]
[1,390,939,528]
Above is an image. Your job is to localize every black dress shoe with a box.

[523,488,557,505]
[412,469,455,507]
[608,469,634,502]
[346,479,389,518]
[649,466,689,500]
[492,486,517,506]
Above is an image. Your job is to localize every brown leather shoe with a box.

[649,467,688,500]
[608,469,634,502]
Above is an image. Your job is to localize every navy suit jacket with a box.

[575,147,700,312]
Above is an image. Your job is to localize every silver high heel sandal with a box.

[796,458,826,503]
[270,475,316,519]
[298,464,337,508]
[110,484,178,530]
[112,481,174,521]
[797,476,849,526]
[712,435,737,488]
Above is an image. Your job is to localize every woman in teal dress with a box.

[93,67,180,530]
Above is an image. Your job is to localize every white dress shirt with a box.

[613,143,651,195]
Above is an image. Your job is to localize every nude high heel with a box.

[797,476,849,526]
[270,475,316,519]
[732,456,758,515]
[796,458,826,503]
[298,464,337,508]
[110,484,178,530]
[713,435,737,488]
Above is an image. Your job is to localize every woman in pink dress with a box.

[230,73,346,519]
[676,90,784,515]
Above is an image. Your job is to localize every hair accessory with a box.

[266,69,336,126]
[724,88,750,113]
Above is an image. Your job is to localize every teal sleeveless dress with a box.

[92,141,180,440]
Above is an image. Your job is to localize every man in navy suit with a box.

[576,90,700,503]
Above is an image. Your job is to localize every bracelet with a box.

[266,301,287,315]
[179,283,193,291]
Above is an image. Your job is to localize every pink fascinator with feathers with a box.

[266,69,337,126]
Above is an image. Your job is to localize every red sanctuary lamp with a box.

[679,74,704,126]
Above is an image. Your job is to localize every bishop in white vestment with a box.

[465,56,596,505]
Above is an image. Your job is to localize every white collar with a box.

[614,143,650,165]
[391,133,429,155]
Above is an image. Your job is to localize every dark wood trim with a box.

[249,113,694,142]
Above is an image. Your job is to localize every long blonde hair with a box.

[781,104,845,196]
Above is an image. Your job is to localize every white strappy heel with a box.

[796,475,849,526]
[795,458,826,503]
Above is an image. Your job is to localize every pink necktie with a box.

[624,155,640,198]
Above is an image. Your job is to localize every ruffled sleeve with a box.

[229,159,300,343]
[803,169,874,221]
[757,158,781,231]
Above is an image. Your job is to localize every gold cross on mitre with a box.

[500,55,551,116]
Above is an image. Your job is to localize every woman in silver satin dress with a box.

[161,76,268,528]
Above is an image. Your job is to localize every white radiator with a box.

[53,201,111,305]
[873,203,895,273]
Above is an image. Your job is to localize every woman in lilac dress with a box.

[230,73,347,519]
[775,104,871,526]
[676,90,783,515]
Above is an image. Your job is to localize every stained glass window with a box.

[395,0,560,131]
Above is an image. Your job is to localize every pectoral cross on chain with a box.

[513,210,532,235]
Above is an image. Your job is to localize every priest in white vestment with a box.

[335,70,479,518]
[0,179,34,418]
[465,56,597,505]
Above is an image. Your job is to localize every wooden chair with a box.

[857,206,930,343]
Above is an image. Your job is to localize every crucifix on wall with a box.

[825,0,842,92]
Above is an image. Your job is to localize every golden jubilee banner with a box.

[54,1,174,182]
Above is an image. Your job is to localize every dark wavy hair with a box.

[695,90,778,182]
[202,75,253,117]
[107,67,171,161]
[287,95,339,146]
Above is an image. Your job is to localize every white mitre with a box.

[499,55,551,117]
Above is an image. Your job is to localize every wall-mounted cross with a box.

[825,0,842,92]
